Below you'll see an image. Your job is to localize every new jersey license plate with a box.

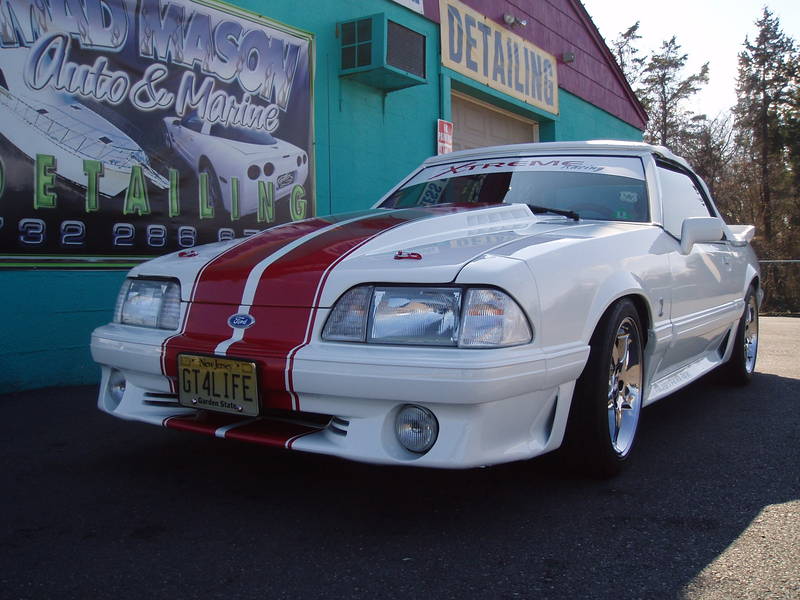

[178,355,260,416]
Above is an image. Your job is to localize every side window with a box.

[180,113,204,133]
[658,166,711,238]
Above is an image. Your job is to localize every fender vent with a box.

[717,331,731,359]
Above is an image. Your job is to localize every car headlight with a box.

[114,278,181,330]
[322,286,532,347]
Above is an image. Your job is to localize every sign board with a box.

[390,0,425,14]
[439,0,558,116]
[0,0,314,268]
[437,119,453,154]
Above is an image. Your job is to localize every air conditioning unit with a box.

[338,14,427,91]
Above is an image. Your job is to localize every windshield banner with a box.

[408,156,647,186]
[0,0,313,268]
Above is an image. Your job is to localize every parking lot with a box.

[1,317,797,599]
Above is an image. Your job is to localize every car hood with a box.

[131,204,600,307]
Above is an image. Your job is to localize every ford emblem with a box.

[228,314,255,329]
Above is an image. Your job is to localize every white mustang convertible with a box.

[91,141,761,476]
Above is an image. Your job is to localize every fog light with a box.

[395,405,438,454]
[107,369,126,410]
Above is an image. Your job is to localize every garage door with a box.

[451,92,539,152]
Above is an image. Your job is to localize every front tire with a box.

[566,299,644,478]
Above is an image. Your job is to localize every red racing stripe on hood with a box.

[163,204,491,406]
[225,205,486,410]
[246,204,486,308]
[191,212,375,305]
[161,212,375,391]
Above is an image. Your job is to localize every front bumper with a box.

[91,324,589,468]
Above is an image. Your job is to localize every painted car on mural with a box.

[0,58,168,196]
[91,141,761,476]
[163,113,309,216]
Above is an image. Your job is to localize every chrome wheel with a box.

[607,316,643,457]
[722,285,758,386]
[565,298,645,477]
[743,294,758,374]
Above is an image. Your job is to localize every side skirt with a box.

[644,334,734,406]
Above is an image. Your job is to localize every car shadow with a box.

[1,374,797,599]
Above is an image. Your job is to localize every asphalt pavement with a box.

[1,317,798,600]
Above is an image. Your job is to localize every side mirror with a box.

[680,216,724,254]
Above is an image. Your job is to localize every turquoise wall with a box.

[0,271,126,390]
[553,90,644,142]
[0,0,644,392]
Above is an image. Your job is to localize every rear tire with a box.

[565,299,644,478]
[720,285,758,386]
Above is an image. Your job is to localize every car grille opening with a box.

[328,416,350,437]
[144,392,180,407]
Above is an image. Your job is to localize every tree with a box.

[610,22,646,92]
[733,7,798,246]
[782,77,800,224]
[639,37,709,151]
[681,114,734,200]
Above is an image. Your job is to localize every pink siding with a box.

[424,0,647,130]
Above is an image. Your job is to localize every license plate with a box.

[277,171,295,189]
[178,355,259,416]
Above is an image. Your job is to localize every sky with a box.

[580,0,800,118]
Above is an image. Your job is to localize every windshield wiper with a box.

[526,204,580,221]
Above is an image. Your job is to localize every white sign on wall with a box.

[437,119,454,154]
[391,0,425,14]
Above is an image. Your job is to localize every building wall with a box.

[0,0,644,392]
[0,271,126,390]
[553,90,644,141]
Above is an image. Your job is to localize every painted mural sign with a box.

[440,0,558,116]
[0,0,313,267]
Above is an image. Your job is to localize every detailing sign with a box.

[440,0,558,115]
[0,0,314,268]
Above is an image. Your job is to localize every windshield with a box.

[380,155,649,222]
[209,123,277,145]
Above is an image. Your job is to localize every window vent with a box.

[338,14,426,91]
[387,21,425,78]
